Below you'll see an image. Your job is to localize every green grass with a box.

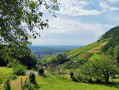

[0,67,13,89]
[0,68,118,90]
[89,53,100,60]
[0,67,13,84]
[36,76,119,90]
[42,55,56,64]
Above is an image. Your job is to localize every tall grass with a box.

[0,67,13,84]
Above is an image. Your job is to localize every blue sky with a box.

[31,0,119,45]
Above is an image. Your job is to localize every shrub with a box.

[72,71,88,83]
[88,78,93,83]
[29,72,36,84]
[70,72,73,79]
[12,64,26,75]
[4,79,11,90]
[11,75,17,80]
[38,68,44,76]
[7,62,14,68]
[22,82,39,90]
[7,59,20,68]
[22,83,35,90]
[69,72,81,82]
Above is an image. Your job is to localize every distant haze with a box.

[28,45,83,59]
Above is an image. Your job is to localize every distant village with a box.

[34,52,61,59]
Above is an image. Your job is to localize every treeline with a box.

[0,44,37,69]
[71,55,119,83]
[52,53,70,64]
[101,26,119,64]
[71,26,119,83]
[101,26,119,52]
[100,26,119,40]
[40,53,70,66]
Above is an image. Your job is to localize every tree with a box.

[38,68,44,76]
[0,0,59,46]
[4,79,11,90]
[56,53,68,64]
[29,72,36,84]
[13,46,37,69]
[0,44,14,66]
[0,0,59,64]
[78,55,119,83]
[12,63,26,75]
[113,45,119,63]
[0,45,37,69]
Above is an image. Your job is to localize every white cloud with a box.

[38,0,119,16]
[99,2,119,11]
[31,17,113,45]
[107,0,119,3]
[56,0,101,16]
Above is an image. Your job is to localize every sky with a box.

[30,0,119,45]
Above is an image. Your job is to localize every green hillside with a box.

[40,40,108,68]
[1,26,119,90]
[40,26,119,69]
[36,26,119,87]
[100,26,119,40]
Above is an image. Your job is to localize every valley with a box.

[1,26,119,90]
[1,1,119,89]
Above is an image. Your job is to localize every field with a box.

[6,75,119,90]
[0,67,119,90]
[37,76,119,90]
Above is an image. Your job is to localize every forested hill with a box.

[100,26,119,53]
[40,26,119,68]
[100,26,119,40]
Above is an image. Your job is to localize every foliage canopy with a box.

[0,0,59,46]
[78,55,119,83]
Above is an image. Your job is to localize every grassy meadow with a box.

[37,76,119,90]
[0,67,119,90]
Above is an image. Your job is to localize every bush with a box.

[7,62,14,68]
[11,75,17,80]
[22,82,39,90]
[22,73,39,90]
[29,72,36,84]
[38,68,44,76]
[69,72,79,82]
[12,64,26,75]
[4,79,11,90]
[22,83,35,90]
[72,70,89,83]
[70,72,73,79]
[7,59,20,68]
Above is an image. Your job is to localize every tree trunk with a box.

[105,74,109,83]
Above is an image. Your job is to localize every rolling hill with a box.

[40,26,119,69]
